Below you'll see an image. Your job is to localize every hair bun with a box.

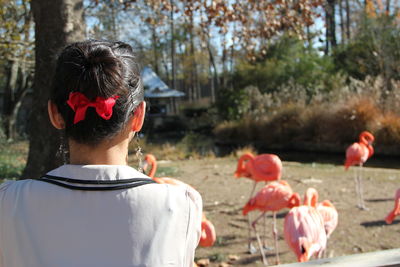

[81,44,124,98]
[85,46,117,68]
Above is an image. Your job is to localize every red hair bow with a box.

[67,92,119,124]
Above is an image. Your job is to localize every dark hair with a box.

[50,40,143,145]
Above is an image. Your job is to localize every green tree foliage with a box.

[232,36,338,98]
[215,87,249,121]
[334,15,400,86]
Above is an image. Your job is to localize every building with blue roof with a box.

[141,66,185,116]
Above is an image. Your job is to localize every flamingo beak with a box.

[298,243,309,262]
[299,253,309,262]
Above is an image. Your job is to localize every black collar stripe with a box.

[33,176,157,191]
[41,174,153,185]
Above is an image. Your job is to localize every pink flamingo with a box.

[385,189,400,224]
[235,153,282,199]
[304,188,338,257]
[345,131,374,210]
[143,154,216,247]
[284,188,327,262]
[242,180,300,265]
[235,152,282,253]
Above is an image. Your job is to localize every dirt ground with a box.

[152,156,400,266]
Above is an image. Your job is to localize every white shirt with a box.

[0,165,202,267]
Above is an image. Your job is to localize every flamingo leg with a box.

[263,212,270,250]
[249,180,257,200]
[323,240,329,258]
[252,213,269,266]
[354,167,360,208]
[272,212,280,265]
[247,215,257,254]
[246,181,259,254]
[358,164,368,210]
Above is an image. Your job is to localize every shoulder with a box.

[0,180,16,193]
[0,179,39,198]
[148,182,202,207]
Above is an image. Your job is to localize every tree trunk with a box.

[386,0,390,14]
[339,0,345,43]
[2,60,19,139]
[345,0,351,40]
[325,0,337,54]
[207,36,218,103]
[22,0,85,179]
[9,89,29,140]
[189,15,200,101]
[151,25,159,74]
[170,0,176,90]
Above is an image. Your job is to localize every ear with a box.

[131,101,146,132]
[48,100,65,129]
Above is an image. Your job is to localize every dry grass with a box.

[375,112,400,146]
[128,134,216,163]
[231,145,258,158]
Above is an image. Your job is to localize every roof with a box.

[141,66,185,98]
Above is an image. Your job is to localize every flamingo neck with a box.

[359,131,374,146]
[304,188,318,207]
[147,160,157,178]
[367,145,374,158]
[239,153,254,166]
[236,153,254,175]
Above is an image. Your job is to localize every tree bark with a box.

[325,0,337,54]
[22,0,85,179]
[151,25,159,75]
[170,0,176,90]
[207,35,218,103]
[2,60,19,139]
[386,0,390,14]
[345,0,351,40]
[339,0,345,43]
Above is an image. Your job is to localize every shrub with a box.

[215,86,249,121]
[213,96,400,150]
[375,112,400,146]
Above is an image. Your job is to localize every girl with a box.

[0,40,202,267]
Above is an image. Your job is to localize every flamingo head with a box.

[359,131,375,146]
[297,238,311,262]
[234,153,254,178]
[288,193,301,208]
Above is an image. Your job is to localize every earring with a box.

[56,133,69,164]
[135,133,143,173]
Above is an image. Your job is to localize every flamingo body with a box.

[385,189,400,224]
[345,131,374,170]
[235,153,282,182]
[284,205,327,262]
[345,143,370,169]
[242,180,298,215]
[317,200,338,238]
